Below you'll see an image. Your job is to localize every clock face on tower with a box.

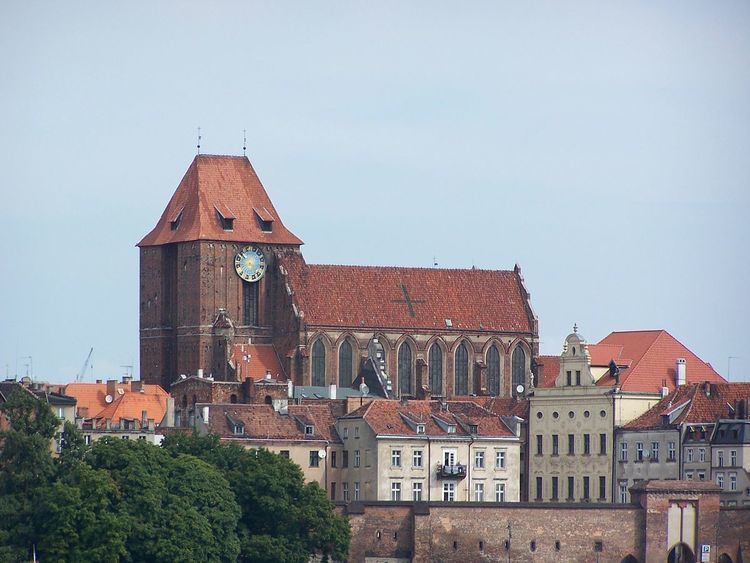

[234,245,266,283]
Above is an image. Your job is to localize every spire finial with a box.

[573,323,578,333]
[243,129,247,156]
[197,127,201,155]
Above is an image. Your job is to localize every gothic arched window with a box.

[338,340,353,387]
[428,344,443,395]
[312,339,326,386]
[455,342,469,396]
[512,346,526,396]
[487,345,501,396]
[398,342,413,396]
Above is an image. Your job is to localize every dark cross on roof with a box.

[392,284,425,318]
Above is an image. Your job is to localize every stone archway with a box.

[668,543,695,563]
[718,554,733,563]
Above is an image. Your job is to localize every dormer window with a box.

[170,209,184,231]
[233,423,244,435]
[447,425,456,434]
[305,425,314,435]
[253,207,274,233]
[215,205,236,231]
[416,424,425,434]
[469,424,478,434]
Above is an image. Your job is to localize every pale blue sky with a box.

[1,1,748,383]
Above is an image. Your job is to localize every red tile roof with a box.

[64,382,169,422]
[279,252,534,332]
[587,344,629,367]
[594,330,725,393]
[451,395,530,419]
[624,383,750,430]
[94,393,169,428]
[536,355,561,388]
[138,155,302,247]
[231,344,286,381]
[344,399,516,438]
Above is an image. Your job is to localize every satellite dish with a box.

[104,394,113,404]
[359,382,369,396]
[515,384,525,395]
[318,449,327,459]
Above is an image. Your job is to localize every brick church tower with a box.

[137,155,302,390]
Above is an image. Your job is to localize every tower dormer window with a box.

[253,207,274,233]
[215,205,236,231]
[170,209,184,231]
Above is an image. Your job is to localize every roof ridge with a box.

[304,263,516,274]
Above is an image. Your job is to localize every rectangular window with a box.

[575,370,581,385]
[243,281,258,326]
[599,476,606,500]
[354,426,359,439]
[551,476,558,500]
[552,434,559,456]
[331,451,337,468]
[138,435,146,440]
[536,434,543,455]
[342,450,349,468]
[620,442,628,462]
[687,448,694,463]
[583,476,590,500]
[600,434,607,455]
[413,449,423,468]
[718,450,724,467]
[651,442,659,462]
[391,449,401,467]
[717,473,724,489]
[668,441,676,461]
[279,450,290,458]
[342,482,349,502]
[568,434,575,455]
[443,482,455,502]
[413,481,423,501]
[495,450,506,469]
[475,450,485,469]
[566,371,572,386]
[309,451,320,467]
[568,476,575,500]
[330,482,336,500]
[730,473,737,491]
[636,442,644,462]
[474,482,485,502]
[391,482,401,501]
[443,449,456,466]
[121,435,129,440]
[698,471,706,481]
[84,435,91,446]
[535,477,543,500]
[584,434,591,455]
[699,448,705,462]
[354,450,360,468]
[731,450,737,467]
[685,471,694,480]
[343,427,348,439]
[495,482,506,502]
[619,481,628,503]
[354,482,360,501]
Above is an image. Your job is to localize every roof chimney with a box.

[265,370,272,380]
[329,383,337,400]
[106,379,117,397]
[197,368,204,378]
[675,358,686,386]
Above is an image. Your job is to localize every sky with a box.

[0,1,748,384]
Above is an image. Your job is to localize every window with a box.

[279,450,290,458]
[730,473,737,491]
[428,344,443,395]
[495,450,506,469]
[454,342,469,395]
[718,450,724,467]
[568,476,575,500]
[698,471,706,481]
[233,424,245,436]
[575,370,581,386]
[552,434,559,456]
[338,340,353,387]
[398,342,413,396]
[84,435,91,446]
[354,450,360,468]
[469,424,478,434]
[447,425,456,434]
[495,482,506,502]
[636,442,644,462]
[354,482,360,500]
[512,347,526,396]
[536,435,543,455]
[583,476,590,500]
[600,434,607,455]
[668,441,676,461]
[309,451,320,467]
[685,471,693,480]
[413,449,423,468]
[620,442,628,462]
[343,427,348,439]
[217,209,234,230]
[551,477,559,500]
[568,434,575,455]
[599,476,606,500]
[170,209,183,231]
[717,473,724,489]
[443,482,455,502]
[535,477,543,500]
[305,425,314,435]
[487,345,501,396]
[687,448,694,463]
[731,450,737,467]
[138,435,146,441]
[584,434,591,455]
[475,450,485,469]
[342,482,349,502]
[699,448,706,463]
[330,482,336,500]
[416,424,425,434]
[243,280,259,326]
[331,451,337,468]
[354,426,359,438]
[413,481,423,501]
[122,435,129,440]
[651,442,659,462]
[342,450,349,468]
[443,449,456,466]
[391,449,401,467]
[566,371,572,386]
[619,481,628,503]
[474,482,485,502]
[311,340,326,387]
[391,482,401,501]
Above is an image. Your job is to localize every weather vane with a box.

[243,129,247,156]
[197,127,201,155]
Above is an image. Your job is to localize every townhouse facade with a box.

[711,418,750,506]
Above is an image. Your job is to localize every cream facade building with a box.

[336,399,522,503]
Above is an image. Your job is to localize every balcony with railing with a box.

[437,463,467,479]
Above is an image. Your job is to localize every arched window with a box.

[312,339,326,386]
[429,344,443,395]
[338,340,353,387]
[512,346,526,397]
[487,345,501,396]
[455,342,469,395]
[398,342,413,396]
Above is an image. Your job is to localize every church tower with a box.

[137,155,302,390]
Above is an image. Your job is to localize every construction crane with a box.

[75,348,94,382]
